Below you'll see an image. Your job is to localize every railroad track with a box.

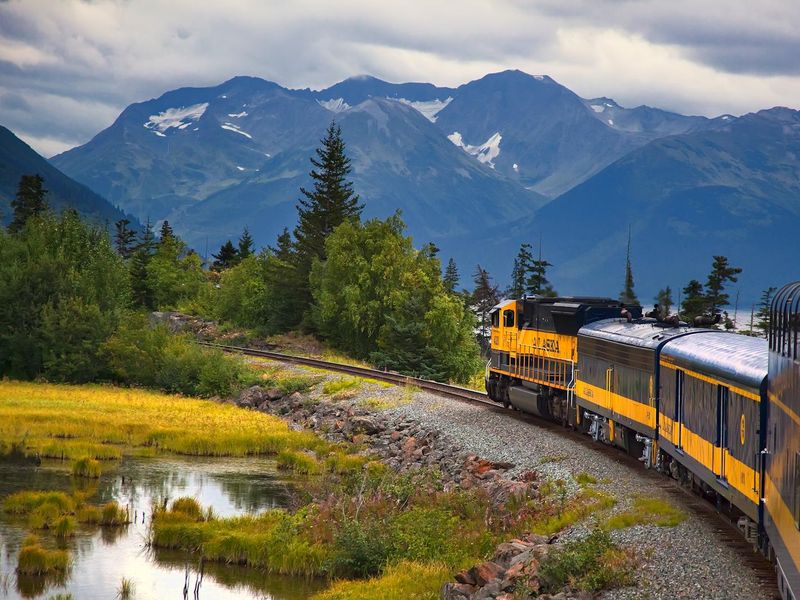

[203,340,778,594]
[198,341,491,404]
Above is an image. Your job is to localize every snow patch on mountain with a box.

[394,97,453,122]
[227,111,248,118]
[220,123,253,139]
[144,102,209,133]
[448,131,502,168]
[318,98,351,113]
[590,105,605,113]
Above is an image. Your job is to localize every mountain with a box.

[168,97,543,263]
[526,107,800,303]
[0,125,132,227]
[51,75,544,266]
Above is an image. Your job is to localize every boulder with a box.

[350,416,381,435]
[266,388,283,401]
[237,385,267,408]
[473,561,504,586]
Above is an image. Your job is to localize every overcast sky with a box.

[1,0,799,157]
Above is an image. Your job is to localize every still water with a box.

[0,455,327,599]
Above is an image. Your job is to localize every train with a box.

[485,284,800,599]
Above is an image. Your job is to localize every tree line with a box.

[0,123,483,385]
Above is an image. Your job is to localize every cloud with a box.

[0,0,798,157]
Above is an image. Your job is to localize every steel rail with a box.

[198,341,492,405]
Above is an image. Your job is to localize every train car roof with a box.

[579,318,693,350]
[660,331,768,391]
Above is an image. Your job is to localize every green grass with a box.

[3,491,76,516]
[604,496,686,529]
[575,472,598,486]
[312,561,451,600]
[322,378,362,398]
[171,497,203,520]
[324,452,370,475]
[358,394,412,411]
[16,535,69,575]
[278,376,322,395]
[277,450,322,474]
[72,457,102,478]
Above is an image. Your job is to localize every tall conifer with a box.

[10,174,48,233]
[619,227,639,305]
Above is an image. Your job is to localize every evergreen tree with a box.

[680,279,706,323]
[756,286,778,337]
[294,122,363,264]
[705,255,742,316]
[130,219,157,308]
[443,258,460,294]
[114,218,136,258]
[510,243,533,298]
[159,220,175,243]
[290,122,363,328]
[238,226,254,259]
[527,258,556,296]
[212,240,239,271]
[619,227,639,305]
[472,265,500,354]
[9,174,48,233]
[262,228,306,332]
[654,286,674,319]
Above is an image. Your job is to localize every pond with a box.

[0,455,327,599]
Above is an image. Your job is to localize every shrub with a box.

[327,518,392,578]
[538,529,635,593]
[102,314,253,398]
[72,457,102,478]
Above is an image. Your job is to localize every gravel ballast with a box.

[384,392,774,600]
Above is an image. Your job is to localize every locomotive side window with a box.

[491,310,500,328]
[503,310,515,328]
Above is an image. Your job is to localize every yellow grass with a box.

[0,380,323,459]
[313,561,451,600]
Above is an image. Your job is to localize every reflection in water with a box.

[0,455,326,599]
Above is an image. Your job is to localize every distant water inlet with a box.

[0,455,326,599]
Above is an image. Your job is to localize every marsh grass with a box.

[0,380,327,459]
[312,561,450,600]
[16,535,69,575]
[171,497,203,521]
[72,457,102,478]
[604,496,686,529]
[53,516,76,538]
[116,577,134,599]
[277,450,321,475]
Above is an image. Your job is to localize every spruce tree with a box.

[238,226,254,259]
[294,122,363,264]
[755,286,777,337]
[680,279,706,322]
[289,122,363,328]
[619,227,639,305]
[443,258,460,294]
[705,255,742,316]
[159,220,175,243]
[472,265,500,353]
[510,243,533,298]
[655,286,674,319]
[114,218,136,258]
[10,174,48,233]
[130,219,157,308]
[212,240,239,271]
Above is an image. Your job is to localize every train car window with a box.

[503,310,515,328]
[491,310,500,328]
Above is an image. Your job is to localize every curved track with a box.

[204,340,778,593]
[199,341,490,404]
